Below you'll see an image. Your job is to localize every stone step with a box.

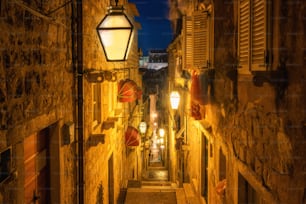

[128,187,176,192]
[142,181,172,186]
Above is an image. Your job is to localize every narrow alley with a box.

[0,0,305,204]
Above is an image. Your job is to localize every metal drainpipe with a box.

[74,0,84,203]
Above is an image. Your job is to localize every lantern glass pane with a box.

[139,122,147,134]
[99,29,131,60]
[159,128,165,137]
[170,91,180,109]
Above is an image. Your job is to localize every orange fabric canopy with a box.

[125,126,140,146]
[118,79,142,102]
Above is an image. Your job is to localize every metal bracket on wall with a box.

[83,69,117,83]
[252,63,288,100]
[252,65,288,86]
[13,0,71,27]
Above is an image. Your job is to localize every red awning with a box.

[125,126,140,146]
[190,70,209,105]
[118,79,142,102]
[190,70,209,120]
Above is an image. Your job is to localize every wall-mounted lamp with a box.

[139,121,147,135]
[159,128,165,137]
[170,91,180,110]
[96,0,134,61]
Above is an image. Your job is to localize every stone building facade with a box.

[0,0,141,203]
[167,0,305,203]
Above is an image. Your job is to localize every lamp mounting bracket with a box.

[252,62,288,100]
[83,69,117,83]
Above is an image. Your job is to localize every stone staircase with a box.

[141,180,173,188]
[125,181,177,204]
[140,181,203,204]
[125,180,204,204]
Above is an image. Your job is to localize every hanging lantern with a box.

[139,121,147,135]
[96,2,134,61]
[170,91,180,109]
[159,128,165,137]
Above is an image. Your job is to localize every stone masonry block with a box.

[254,157,263,177]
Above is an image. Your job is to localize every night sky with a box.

[129,0,173,56]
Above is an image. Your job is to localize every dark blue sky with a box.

[129,0,173,56]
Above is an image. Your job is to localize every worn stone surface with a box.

[0,0,75,203]
[167,0,306,204]
[82,1,142,203]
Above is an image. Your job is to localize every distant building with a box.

[147,50,168,70]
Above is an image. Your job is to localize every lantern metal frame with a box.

[96,1,134,62]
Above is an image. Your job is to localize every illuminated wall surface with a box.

[0,0,305,204]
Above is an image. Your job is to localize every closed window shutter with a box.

[193,11,208,69]
[238,0,250,70]
[183,15,193,70]
[251,0,266,70]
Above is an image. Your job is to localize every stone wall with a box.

[0,0,76,203]
[82,0,141,203]
[211,0,306,203]
[168,0,305,203]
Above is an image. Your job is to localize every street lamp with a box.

[159,128,165,137]
[170,91,180,110]
[96,0,134,61]
[139,121,147,135]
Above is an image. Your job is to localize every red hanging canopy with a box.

[118,79,142,102]
[190,70,209,120]
[190,70,209,105]
[125,126,140,146]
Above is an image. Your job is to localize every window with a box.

[183,9,210,70]
[92,83,102,128]
[238,0,272,73]
[0,148,11,184]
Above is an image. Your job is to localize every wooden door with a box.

[24,128,50,204]
[201,133,208,198]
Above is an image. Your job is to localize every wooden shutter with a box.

[193,11,208,69]
[183,15,193,70]
[238,0,250,71]
[251,0,266,70]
